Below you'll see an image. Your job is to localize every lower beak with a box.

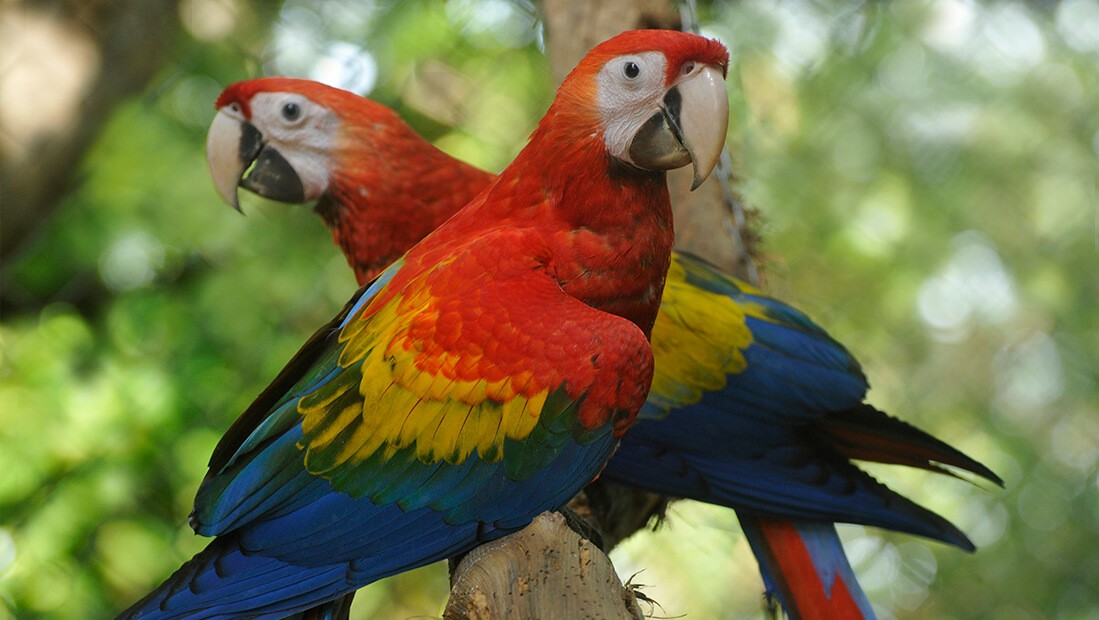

[628,65,729,190]
[205,110,306,212]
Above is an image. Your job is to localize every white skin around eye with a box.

[596,51,668,162]
[247,92,339,201]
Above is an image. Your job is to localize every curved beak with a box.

[628,65,729,190]
[205,110,306,212]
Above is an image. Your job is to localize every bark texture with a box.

[444,512,645,620]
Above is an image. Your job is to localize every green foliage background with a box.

[1,1,1096,618]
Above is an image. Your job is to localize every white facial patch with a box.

[596,51,668,162]
[248,92,339,201]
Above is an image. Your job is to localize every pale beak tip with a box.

[676,64,729,193]
[690,173,705,192]
[207,109,253,215]
[227,189,245,213]
[212,178,245,213]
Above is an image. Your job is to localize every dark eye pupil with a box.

[282,102,301,120]
[624,62,640,79]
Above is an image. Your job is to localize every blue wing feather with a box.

[122,246,637,619]
[606,253,979,549]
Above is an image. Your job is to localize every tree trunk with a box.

[443,1,761,618]
[0,0,182,268]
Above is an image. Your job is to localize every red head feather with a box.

[215,77,401,127]
[573,29,729,85]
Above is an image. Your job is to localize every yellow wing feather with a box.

[648,258,754,413]
[298,278,548,471]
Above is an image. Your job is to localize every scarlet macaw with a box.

[205,75,1001,619]
[120,30,731,619]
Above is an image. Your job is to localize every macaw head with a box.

[534,29,730,190]
[205,77,425,212]
[208,30,729,215]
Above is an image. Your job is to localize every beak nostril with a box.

[682,62,696,76]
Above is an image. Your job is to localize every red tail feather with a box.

[741,515,874,620]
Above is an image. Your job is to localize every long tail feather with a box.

[739,515,876,620]
[818,405,1003,486]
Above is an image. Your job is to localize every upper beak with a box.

[628,65,729,190]
[205,109,306,212]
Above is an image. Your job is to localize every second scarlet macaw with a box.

[206,73,1001,619]
[121,30,731,619]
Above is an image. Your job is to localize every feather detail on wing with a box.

[191,229,653,538]
[644,252,867,423]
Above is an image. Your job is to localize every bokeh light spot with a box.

[917,231,1019,341]
[1056,0,1099,53]
[99,231,165,292]
[179,0,238,42]
[993,331,1064,429]
[310,42,377,94]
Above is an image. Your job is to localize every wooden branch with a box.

[444,512,644,620]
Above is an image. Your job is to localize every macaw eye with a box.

[282,102,301,121]
[623,61,640,79]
